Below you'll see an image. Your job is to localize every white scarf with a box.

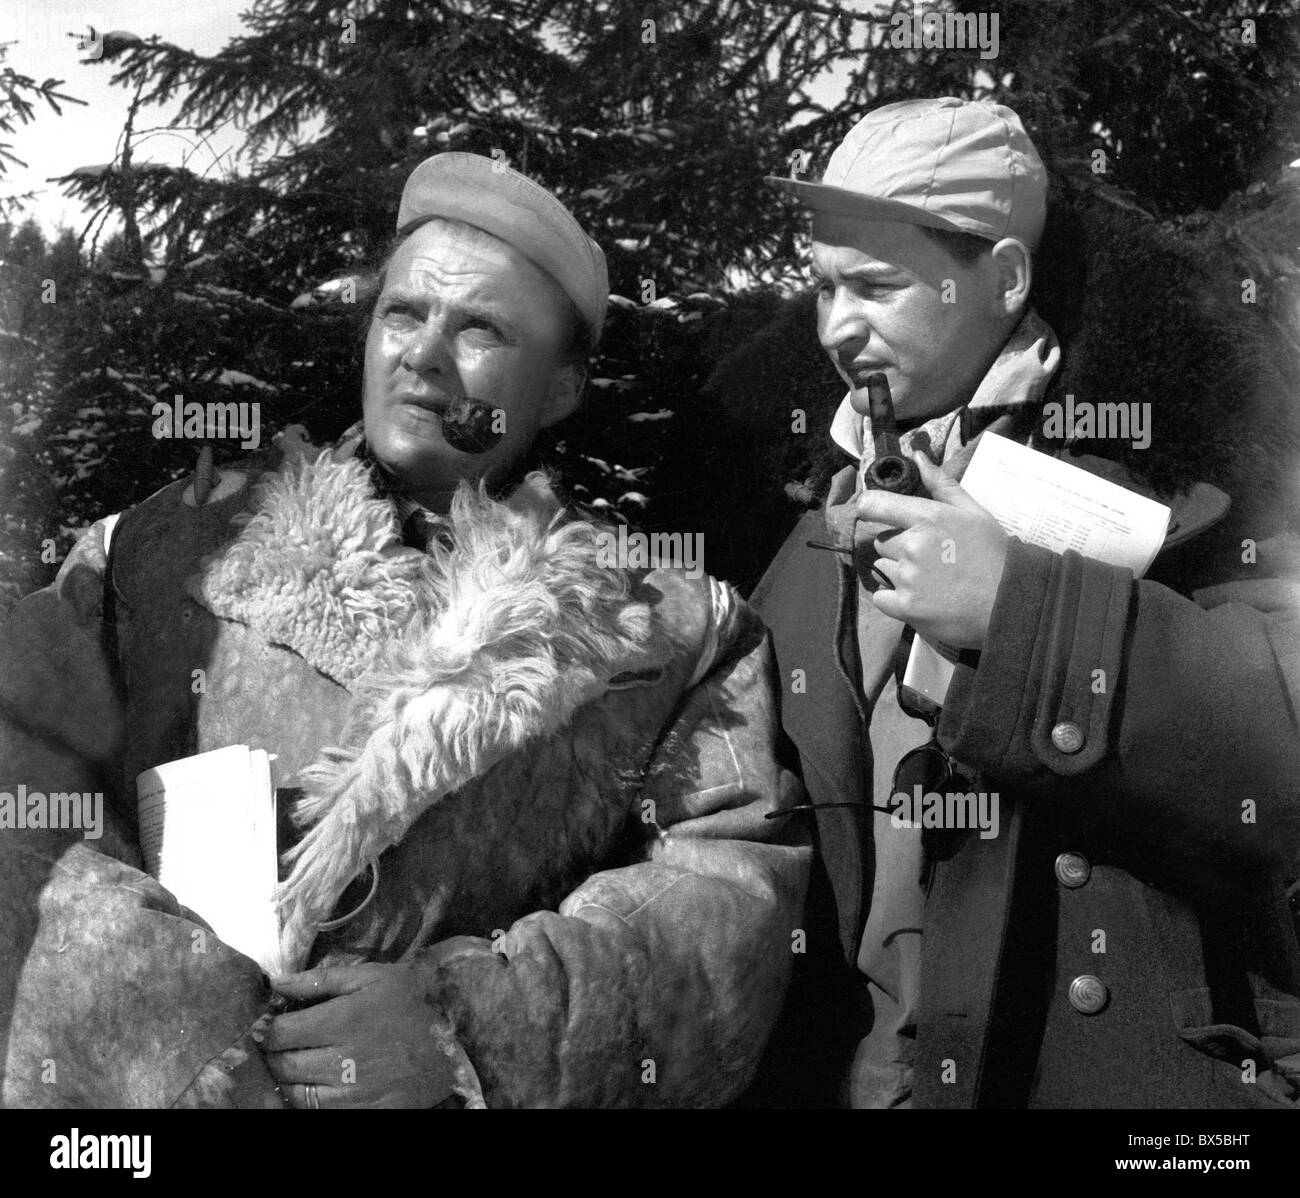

[829,309,1061,479]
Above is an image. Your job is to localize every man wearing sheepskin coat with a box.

[0,153,810,1109]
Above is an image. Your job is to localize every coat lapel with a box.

[751,510,874,961]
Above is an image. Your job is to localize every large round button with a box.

[1054,851,1091,888]
[1068,974,1109,1015]
[1051,721,1085,754]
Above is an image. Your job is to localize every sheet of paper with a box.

[958,433,1171,576]
[137,745,285,975]
[902,434,1172,708]
[902,635,959,710]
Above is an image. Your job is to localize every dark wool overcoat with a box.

[747,199,1300,1109]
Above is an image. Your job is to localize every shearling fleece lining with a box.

[192,453,427,687]
[189,453,665,972]
[277,470,658,968]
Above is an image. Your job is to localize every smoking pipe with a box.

[860,372,922,496]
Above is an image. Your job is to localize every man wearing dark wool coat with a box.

[751,97,1300,1108]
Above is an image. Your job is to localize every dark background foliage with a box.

[2,0,1299,605]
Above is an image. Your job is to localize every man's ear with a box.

[540,363,586,428]
[990,237,1032,320]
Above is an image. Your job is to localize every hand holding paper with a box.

[863,433,1172,709]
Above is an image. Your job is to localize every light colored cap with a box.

[397,152,609,346]
[767,97,1047,249]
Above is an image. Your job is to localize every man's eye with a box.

[462,318,504,338]
[380,301,419,323]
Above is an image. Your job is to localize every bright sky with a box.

[2,0,253,235]
[2,0,882,240]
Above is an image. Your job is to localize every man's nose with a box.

[401,312,456,375]
[818,287,868,358]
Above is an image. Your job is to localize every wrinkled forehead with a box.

[383,220,562,317]
[388,224,513,288]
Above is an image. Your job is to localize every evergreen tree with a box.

[3,0,1297,601]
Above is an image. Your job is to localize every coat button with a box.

[1054,851,1091,888]
[1051,721,1085,754]
[1068,975,1109,1015]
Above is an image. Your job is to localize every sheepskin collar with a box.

[190,451,661,969]
[191,454,432,687]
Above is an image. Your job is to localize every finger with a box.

[870,582,906,622]
[857,487,939,529]
[872,529,911,560]
[287,1081,340,1110]
[912,452,981,511]
[270,965,374,1001]
[871,556,902,588]
[826,463,858,508]
[264,1045,349,1086]
[852,516,894,557]
[264,997,357,1052]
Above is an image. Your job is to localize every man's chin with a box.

[371,438,476,494]
[376,437,529,505]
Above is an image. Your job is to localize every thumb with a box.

[913,450,979,509]
[269,965,375,1000]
